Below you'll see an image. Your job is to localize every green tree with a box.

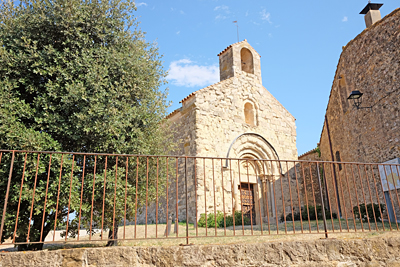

[0,0,173,250]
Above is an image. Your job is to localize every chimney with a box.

[360,2,383,28]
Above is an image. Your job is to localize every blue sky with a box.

[134,1,398,156]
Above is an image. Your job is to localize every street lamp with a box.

[347,90,363,109]
[347,90,371,109]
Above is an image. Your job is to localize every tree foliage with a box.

[0,0,173,250]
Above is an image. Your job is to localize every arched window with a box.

[244,102,255,126]
[184,142,190,155]
[241,48,254,74]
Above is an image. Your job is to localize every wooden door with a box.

[240,183,256,224]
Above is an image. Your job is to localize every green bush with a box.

[303,205,337,220]
[282,211,302,222]
[353,203,385,222]
[225,211,251,227]
[280,205,337,222]
[198,211,251,228]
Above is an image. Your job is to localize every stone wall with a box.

[319,8,400,220]
[192,73,297,161]
[298,149,324,208]
[3,236,400,266]
[134,157,197,225]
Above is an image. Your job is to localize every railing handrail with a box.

[0,149,398,165]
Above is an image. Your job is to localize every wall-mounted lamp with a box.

[347,90,372,109]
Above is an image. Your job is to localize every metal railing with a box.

[0,149,399,249]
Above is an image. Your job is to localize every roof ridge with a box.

[298,148,318,158]
[217,39,248,56]
[179,77,234,104]
[216,39,261,58]
[165,108,181,119]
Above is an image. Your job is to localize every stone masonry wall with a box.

[191,69,297,222]
[193,73,296,160]
[3,236,400,266]
[298,149,324,208]
[319,9,400,220]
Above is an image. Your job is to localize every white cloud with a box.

[342,16,348,22]
[167,59,219,87]
[176,31,180,35]
[171,8,185,14]
[136,2,147,7]
[260,9,272,24]
[214,5,229,12]
[214,5,230,20]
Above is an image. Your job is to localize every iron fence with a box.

[0,149,399,249]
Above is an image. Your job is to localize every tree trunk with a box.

[106,220,118,246]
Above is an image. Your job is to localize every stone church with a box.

[164,40,298,224]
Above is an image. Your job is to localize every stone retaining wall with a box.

[2,236,400,266]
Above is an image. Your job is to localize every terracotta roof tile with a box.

[165,108,181,119]
[217,39,261,57]
[298,148,318,159]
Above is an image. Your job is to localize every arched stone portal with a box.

[226,133,282,224]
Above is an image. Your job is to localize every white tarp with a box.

[379,158,400,192]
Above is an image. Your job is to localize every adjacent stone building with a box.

[318,5,400,221]
[157,40,299,225]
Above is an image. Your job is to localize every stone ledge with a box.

[1,236,400,266]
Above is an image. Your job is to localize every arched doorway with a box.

[226,133,282,224]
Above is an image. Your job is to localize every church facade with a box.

[165,40,298,224]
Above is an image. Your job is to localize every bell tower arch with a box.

[240,48,254,74]
[217,39,262,83]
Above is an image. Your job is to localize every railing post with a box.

[5,149,393,246]
[316,162,328,238]
[0,151,15,243]
[185,157,189,245]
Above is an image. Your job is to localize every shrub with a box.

[353,203,386,222]
[225,211,251,227]
[280,205,337,222]
[302,205,337,220]
[282,211,302,222]
[198,211,251,228]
